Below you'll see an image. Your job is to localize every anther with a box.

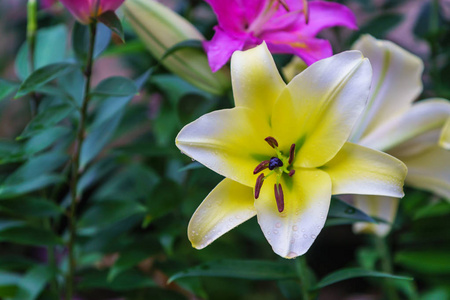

[253,160,269,174]
[274,183,285,212]
[264,136,279,148]
[269,157,283,170]
[288,169,295,177]
[288,143,295,165]
[254,173,265,199]
[303,0,309,24]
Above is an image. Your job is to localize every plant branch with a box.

[66,21,97,300]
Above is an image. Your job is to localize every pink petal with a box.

[300,1,358,37]
[203,26,246,72]
[60,0,92,24]
[99,0,125,13]
[263,32,333,65]
[204,0,268,35]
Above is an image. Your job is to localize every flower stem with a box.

[375,236,400,300]
[26,0,39,116]
[66,21,97,300]
[295,255,312,300]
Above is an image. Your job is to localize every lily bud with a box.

[123,0,231,95]
[59,0,125,24]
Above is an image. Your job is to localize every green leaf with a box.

[16,63,77,98]
[328,197,377,223]
[0,79,19,102]
[72,22,112,63]
[160,39,203,61]
[23,126,71,154]
[0,226,63,246]
[91,76,138,97]
[178,162,204,172]
[313,268,413,289]
[350,14,404,44]
[13,265,52,300]
[19,104,75,139]
[80,70,150,168]
[98,10,125,42]
[0,271,21,298]
[78,200,146,233]
[0,175,64,199]
[78,270,156,291]
[108,249,151,281]
[0,198,63,217]
[413,201,450,220]
[15,25,68,80]
[169,260,297,283]
[395,251,450,274]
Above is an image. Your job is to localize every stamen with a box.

[269,157,283,170]
[288,144,295,165]
[288,169,295,177]
[302,0,309,24]
[254,173,265,199]
[274,183,285,212]
[278,0,290,11]
[264,136,279,148]
[253,160,269,174]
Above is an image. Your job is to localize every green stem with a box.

[66,21,97,300]
[44,219,59,296]
[375,236,400,300]
[295,255,312,300]
[27,0,39,116]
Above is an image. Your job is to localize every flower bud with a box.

[123,0,231,95]
[60,0,125,24]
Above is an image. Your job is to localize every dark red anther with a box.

[253,160,269,174]
[264,136,279,148]
[254,173,265,199]
[303,0,309,24]
[288,169,295,177]
[274,183,284,212]
[288,143,295,165]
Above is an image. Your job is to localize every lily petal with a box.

[439,117,450,150]
[300,1,358,37]
[263,34,333,65]
[255,169,331,258]
[272,51,371,167]
[359,99,450,151]
[351,35,423,141]
[176,107,273,187]
[204,26,246,72]
[188,178,256,249]
[401,146,450,200]
[323,142,407,198]
[231,42,286,123]
[352,195,399,237]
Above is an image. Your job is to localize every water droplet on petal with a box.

[274,230,279,234]
[275,222,281,228]
[311,234,316,239]
[293,225,298,231]
[303,234,308,238]
[287,252,298,258]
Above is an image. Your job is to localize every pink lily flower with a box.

[59,0,125,24]
[204,0,358,72]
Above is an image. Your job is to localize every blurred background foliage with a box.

[0,0,449,299]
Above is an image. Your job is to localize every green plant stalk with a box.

[295,255,312,300]
[27,0,39,116]
[375,236,400,300]
[66,21,97,300]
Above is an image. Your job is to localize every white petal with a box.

[439,117,450,150]
[351,34,423,141]
[231,42,286,123]
[176,107,273,187]
[255,169,332,258]
[323,142,407,198]
[272,50,372,168]
[359,99,450,151]
[188,178,256,249]
[352,195,399,237]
